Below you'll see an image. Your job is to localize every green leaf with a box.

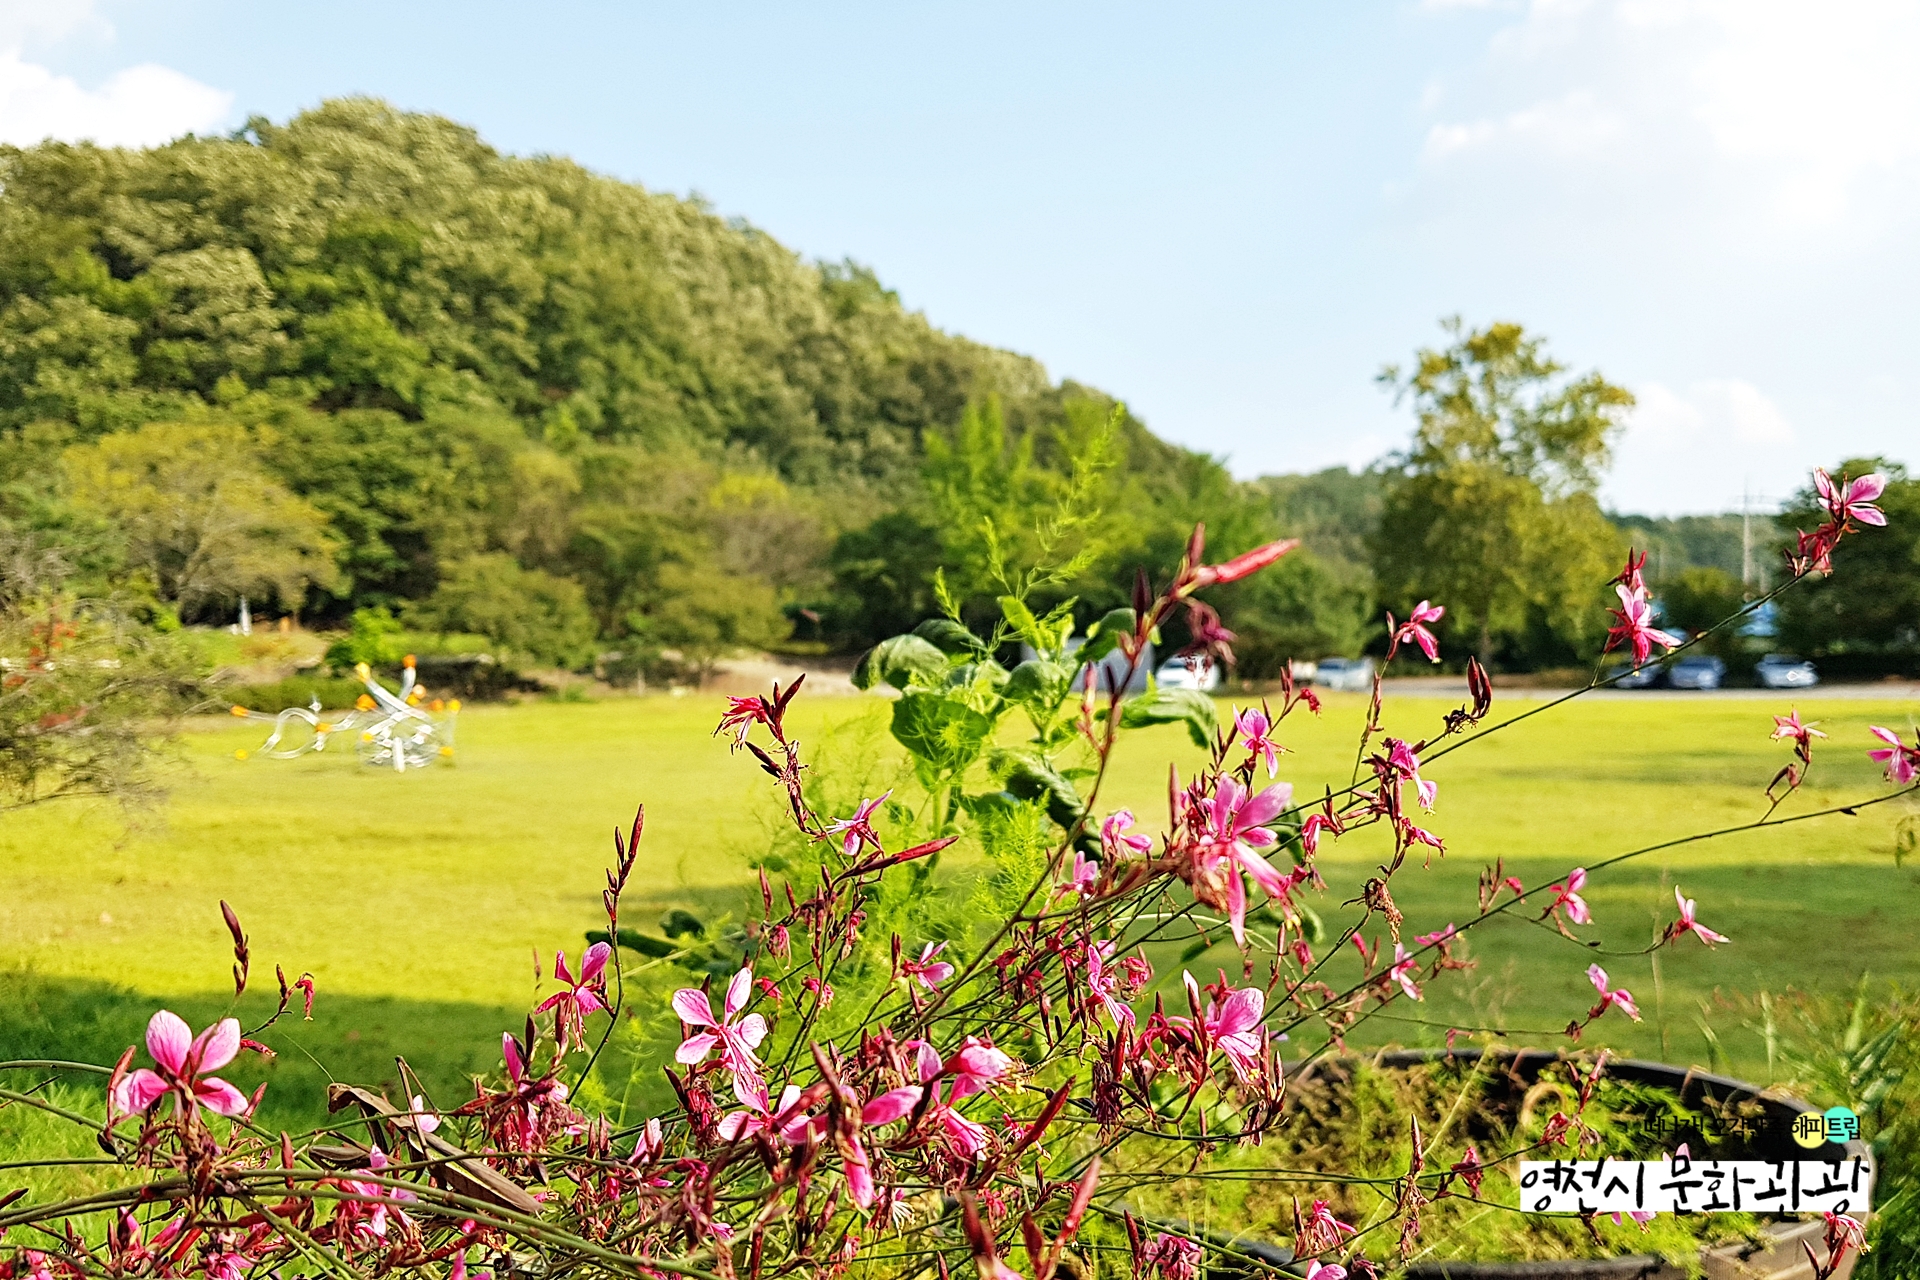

[1119,686,1219,748]
[998,595,1042,648]
[1080,607,1137,664]
[995,749,1085,831]
[852,634,948,690]
[1003,658,1071,711]
[913,618,987,656]
[658,909,705,938]
[890,691,994,774]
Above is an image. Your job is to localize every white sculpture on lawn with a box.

[233,656,457,771]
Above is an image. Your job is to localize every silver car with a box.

[1313,657,1376,693]
[1754,654,1819,689]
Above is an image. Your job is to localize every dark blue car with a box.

[1667,655,1727,690]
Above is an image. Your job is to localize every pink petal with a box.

[861,1086,924,1125]
[1215,987,1263,1035]
[1225,870,1248,946]
[675,1031,721,1064]
[724,967,754,1018]
[145,1010,192,1076]
[1852,506,1887,527]
[189,1018,240,1073]
[114,1068,168,1114]
[913,1040,943,1083]
[843,1142,875,1208]
[1234,844,1286,896]
[533,991,568,1014]
[1237,782,1293,829]
[553,951,577,986]
[672,988,717,1028]
[1814,469,1835,502]
[576,990,607,1015]
[1849,474,1887,503]
[1587,964,1610,995]
[1870,725,1902,746]
[580,942,612,983]
[734,1014,768,1050]
[194,1076,251,1117]
[502,1033,526,1083]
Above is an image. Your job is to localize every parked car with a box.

[1754,654,1819,689]
[1155,655,1223,692]
[1667,655,1727,690]
[1313,657,1375,693]
[1607,660,1662,689]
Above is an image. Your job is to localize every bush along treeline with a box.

[2,101,1913,689]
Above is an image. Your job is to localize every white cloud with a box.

[1603,378,1801,514]
[0,1,231,149]
[1420,0,1920,234]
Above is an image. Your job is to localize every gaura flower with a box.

[1587,965,1641,1022]
[1869,725,1920,784]
[1188,537,1299,589]
[110,1011,251,1120]
[1770,709,1825,748]
[536,942,611,1052]
[1199,776,1294,944]
[1177,971,1268,1084]
[822,791,891,858]
[1233,706,1283,776]
[673,967,770,1107]
[1671,887,1729,947]
[1546,868,1592,926]
[1303,1262,1347,1280]
[1101,809,1152,860]
[718,1082,820,1145]
[1388,599,1445,663]
[1605,584,1682,667]
[1385,738,1437,810]
[1814,469,1887,528]
[714,695,769,748]
[900,941,954,991]
[1057,849,1100,899]
[1387,944,1423,1001]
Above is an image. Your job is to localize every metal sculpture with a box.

[232,656,458,771]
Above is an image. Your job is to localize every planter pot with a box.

[1206,1048,1875,1280]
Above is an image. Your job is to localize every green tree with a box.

[1372,320,1631,667]
[407,552,598,669]
[1775,459,1920,668]
[63,421,340,618]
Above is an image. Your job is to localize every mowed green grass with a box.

[2,687,1916,1132]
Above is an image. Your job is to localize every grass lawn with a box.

[2,684,1916,1135]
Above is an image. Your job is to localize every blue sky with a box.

[5,0,1917,514]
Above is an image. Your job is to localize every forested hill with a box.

[2,98,1251,673]
[0,97,1090,486]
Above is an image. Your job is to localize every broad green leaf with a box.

[998,595,1042,648]
[890,691,993,774]
[1080,607,1137,664]
[1003,658,1071,711]
[1118,686,1219,748]
[912,617,987,656]
[852,633,948,690]
[995,749,1085,831]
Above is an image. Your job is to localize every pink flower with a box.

[1101,809,1152,860]
[822,791,891,858]
[900,941,955,991]
[1823,1210,1868,1256]
[715,695,769,748]
[902,1040,997,1158]
[1388,599,1445,663]
[1299,808,1344,857]
[1770,709,1825,747]
[1610,1210,1656,1228]
[1869,725,1920,784]
[1058,849,1100,900]
[1671,887,1729,947]
[1587,964,1642,1022]
[1387,944,1423,1001]
[1085,940,1142,1031]
[1414,923,1458,949]
[1815,469,1887,528]
[1201,777,1295,944]
[1303,1263,1348,1280]
[536,942,611,1053]
[1385,738,1437,810]
[1546,868,1592,926]
[1179,971,1268,1084]
[1605,584,1683,667]
[718,1082,820,1146]
[1145,1234,1203,1280]
[109,1011,251,1120]
[1233,706,1283,776]
[1300,1199,1357,1254]
[673,967,770,1107]
[340,1145,417,1238]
